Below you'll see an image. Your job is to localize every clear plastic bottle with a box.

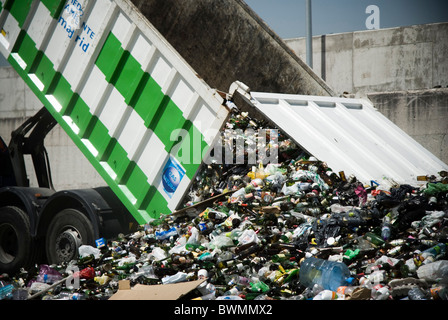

[408,287,429,300]
[371,284,390,300]
[420,243,446,264]
[313,289,341,300]
[381,220,392,241]
[226,274,250,287]
[129,265,156,280]
[299,257,351,291]
[0,281,14,300]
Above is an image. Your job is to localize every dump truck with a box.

[0,0,233,274]
[0,0,447,276]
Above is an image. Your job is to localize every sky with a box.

[245,0,448,39]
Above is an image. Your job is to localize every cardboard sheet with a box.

[109,279,205,300]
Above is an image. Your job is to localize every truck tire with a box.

[0,206,35,274]
[45,208,95,265]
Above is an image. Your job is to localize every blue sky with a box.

[245,0,448,38]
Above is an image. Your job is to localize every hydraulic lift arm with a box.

[8,107,57,189]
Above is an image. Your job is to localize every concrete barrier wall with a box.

[369,88,448,165]
[285,23,448,96]
[285,23,448,165]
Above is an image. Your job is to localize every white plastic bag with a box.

[78,245,101,259]
[209,234,234,249]
[150,247,167,261]
[237,229,259,245]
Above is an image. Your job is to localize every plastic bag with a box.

[78,245,101,259]
[237,229,259,246]
[36,265,63,284]
[162,272,188,284]
[169,236,187,254]
[209,234,234,249]
[281,183,299,196]
[424,183,448,196]
[417,260,448,283]
[150,247,167,261]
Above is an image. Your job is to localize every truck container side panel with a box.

[5,0,33,28]
[0,0,229,224]
[40,0,65,18]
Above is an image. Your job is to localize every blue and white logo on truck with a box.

[162,156,186,198]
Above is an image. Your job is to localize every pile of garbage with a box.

[1,108,448,301]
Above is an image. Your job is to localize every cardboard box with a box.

[109,279,206,300]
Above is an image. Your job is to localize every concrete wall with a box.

[369,89,448,165]
[285,23,448,165]
[285,23,448,96]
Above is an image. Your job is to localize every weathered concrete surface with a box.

[130,0,334,96]
[0,66,41,118]
[285,23,448,96]
[368,88,448,164]
[285,23,448,164]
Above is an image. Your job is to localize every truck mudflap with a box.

[0,0,229,224]
[233,87,448,189]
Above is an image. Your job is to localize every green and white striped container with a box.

[0,0,229,224]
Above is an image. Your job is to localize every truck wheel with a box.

[0,206,35,274]
[45,208,95,265]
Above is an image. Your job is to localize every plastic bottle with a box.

[36,264,63,284]
[226,274,250,287]
[381,218,392,241]
[226,228,243,242]
[247,164,269,180]
[313,290,341,300]
[94,274,110,285]
[408,287,429,300]
[299,257,351,291]
[0,282,14,300]
[336,286,357,297]
[371,284,390,300]
[420,243,447,264]
[430,286,448,300]
[155,227,178,240]
[250,280,270,293]
[216,295,243,300]
[50,292,86,300]
[12,288,29,300]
